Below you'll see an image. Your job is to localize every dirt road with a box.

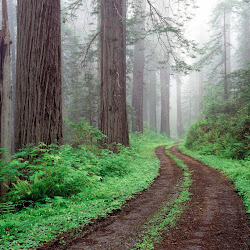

[156,146,249,250]
[40,146,249,249]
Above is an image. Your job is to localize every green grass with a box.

[179,144,250,213]
[133,150,192,250]
[0,131,171,249]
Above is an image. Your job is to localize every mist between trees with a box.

[0,0,249,195]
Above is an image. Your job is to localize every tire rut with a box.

[40,146,183,250]
[156,146,249,250]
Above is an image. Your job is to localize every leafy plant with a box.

[0,132,172,249]
[64,120,106,146]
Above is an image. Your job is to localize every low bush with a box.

[185,104,250,159]
[0,142,131,205]
[0,130,172,249]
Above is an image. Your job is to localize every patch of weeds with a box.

[180,144,250,213]
[0,133,172,249]
[133,150,192,249]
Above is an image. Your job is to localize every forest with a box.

[0,0,249,249]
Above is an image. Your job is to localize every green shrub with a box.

[0,131,171,249]
[185,104,250,159]
[64,120,106,146]
[0,142,132,205]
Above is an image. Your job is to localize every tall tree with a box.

[132,0,146,133]
[240,2,250,68]
[0,0,12,198]
[148,70,157,132]
[160,58,170,136]
[99,0,129,146]
[143,72,149,125]
[176,76,183,138]
[0,0,12,158]
[198,68,204,111]
[8,0,17,152]
[223,7,231,100]
[15,0,63,151]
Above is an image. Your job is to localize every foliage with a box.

[0,140,131,205]
[62,23,99,128]
[185,105,250,159]
[185,66,250,160]
[180,145,250,213]
[64,120,106,146]
[0,132,171,249]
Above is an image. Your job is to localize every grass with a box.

[179,144,250,213]
[0,131,171,249]
[133,150,192,250]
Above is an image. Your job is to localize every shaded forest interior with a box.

[0,0,249,249]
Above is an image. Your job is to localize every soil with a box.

[155,146,249,250]
[39,146,183,249]
[39,146,249,250]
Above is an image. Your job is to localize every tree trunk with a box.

[242,6,250,68]
[15,0,63,151]
[198,68,203,112]
[7,0,16,153]
[149,70,157,132]
[0,0,12,198]
[223,8,230,100]
[143,72,149,125]
[132,0,145,133]
[99,0,129,147]
[160,60,170,137]
[176,76,183,138]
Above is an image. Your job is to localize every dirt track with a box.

[156,146,249,250]
[40,146,183,249]
[40,146,249,249]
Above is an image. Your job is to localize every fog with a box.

[59,0,246,138]
[5,0,244,139]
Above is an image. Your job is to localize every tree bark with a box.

[149,70,157,132]
[143,72,149,125]
[242,5,250,68]
[198,68,203,112]
[132,0,145,133]
[160,60,170,137]
[15,0,63,151]
[0,0,12,159]
[223,8,230,100]
[176,76,183,138]
[7,0,16,153]
[99,0,129,147]
[0,0,12,198]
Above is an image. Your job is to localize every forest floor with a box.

[39,146,249,250]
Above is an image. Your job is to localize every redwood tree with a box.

[0,0,12,199]
[15,0,63,151]
[160,59,170,137]
[0,0,12,159]
[132,0,146,133]
[149,70,157,132]
[176,76,183,138]
[99,0,129,146]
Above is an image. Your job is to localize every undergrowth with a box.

[185,103,250,160]
[134,150,192,249]
[180,145,250,213]
[0,130,171,249]
[185,67,250,160]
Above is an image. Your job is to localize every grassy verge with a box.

[179,145,250,213]
[133,150,192,250]
[0,132,171,249]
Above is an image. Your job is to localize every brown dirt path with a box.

[156,146,249,250]
[39,146,183,249]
